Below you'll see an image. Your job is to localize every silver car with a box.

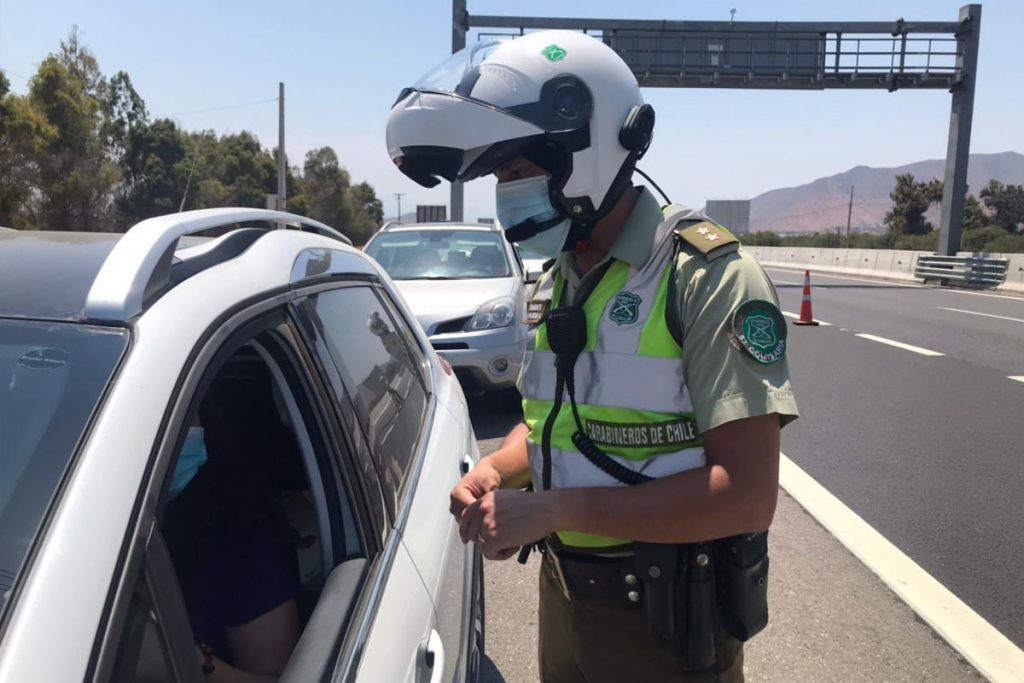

[0,210,483,682]
[364,223,531,394]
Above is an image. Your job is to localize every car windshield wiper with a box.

[417,275,460,280]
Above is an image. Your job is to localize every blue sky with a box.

[2,1,1022,222]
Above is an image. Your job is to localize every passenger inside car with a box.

[162,362,312,682]
[468,245,506,276]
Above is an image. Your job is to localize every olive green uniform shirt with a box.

[552,187,798,433]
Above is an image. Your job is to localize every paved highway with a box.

[767,267,1024,648]
[462,269,1022,680]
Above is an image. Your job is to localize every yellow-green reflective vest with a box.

[520,208,710,551]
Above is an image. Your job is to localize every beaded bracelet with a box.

[197,643,216,676]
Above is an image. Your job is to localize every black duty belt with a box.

[544,547,653,606]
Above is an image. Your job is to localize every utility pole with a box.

[394,193,405,223]
[450,0,467,222]
[277,82,286,215]
[845,185,854,248]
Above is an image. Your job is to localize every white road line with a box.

[855,333,944,356]
[779,454,1024,683]
[762,265,1024,302]
[944,289,1024,303]
[762,267,922,289]
[1009,376,1024,384]
[782,311,832,326]
[936,306,1024,324]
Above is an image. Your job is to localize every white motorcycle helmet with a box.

[386,30,654,245]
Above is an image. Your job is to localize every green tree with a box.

[302,146,351,225]
[351,181,384,226]
[104,70,148,163]
[884,174,943,235]
[29,31,119,230]
[116,118,189,225]
[979,180,1024,233]
[962,192,989,232]
[0,70,57,227]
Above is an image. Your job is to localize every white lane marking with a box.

[944,289,1024,303]
[762,267,922,288]
[855,333,944,356]
[936,306,1024,324]
[779,454,1024,683]
[1009,376,1024,384]
[782,311,832,326]
[769,278,802,285]
[763,265,1024,301]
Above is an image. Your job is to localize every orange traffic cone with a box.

[793,270,820,326]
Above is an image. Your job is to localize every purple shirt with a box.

[177,527,299,661]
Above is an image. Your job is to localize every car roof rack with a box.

[86,208,351,322]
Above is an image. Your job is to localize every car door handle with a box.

[420,629,445,683]
[461,453,473,475]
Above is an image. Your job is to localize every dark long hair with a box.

[163,369,301,569]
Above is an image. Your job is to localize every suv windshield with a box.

[366,229,511,280]
[0,319,128,620]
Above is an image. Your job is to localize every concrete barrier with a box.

[745,246,1024,294]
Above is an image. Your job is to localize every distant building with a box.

[704,199,751,235]
[416,205,447,223]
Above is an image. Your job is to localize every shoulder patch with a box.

[674,220,739,260]
[730,299,787,365]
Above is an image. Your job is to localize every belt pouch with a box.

[682,544,717,671]
[633,542,680,639]
[715,532,770,641]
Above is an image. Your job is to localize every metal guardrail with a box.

[914,254,1009,288]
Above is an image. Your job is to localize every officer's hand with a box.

[460,489,555,557]
[449,459,502,522]
[483,546,521,562]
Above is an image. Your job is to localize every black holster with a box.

[713,531,770,642]
[633,542,718,671]
[634,533,770,671]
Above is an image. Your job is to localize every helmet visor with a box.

[412,41,505,97]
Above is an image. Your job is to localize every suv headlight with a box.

[466,296,515,331]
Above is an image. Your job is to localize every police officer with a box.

[386,30,798,682]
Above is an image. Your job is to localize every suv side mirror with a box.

[524,265,543,284]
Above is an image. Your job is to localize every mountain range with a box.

[746,151,1024,233]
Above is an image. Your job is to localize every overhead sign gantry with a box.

[450,2,981,255]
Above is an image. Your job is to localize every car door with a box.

[91,305,417,683]
[293,281,471,682]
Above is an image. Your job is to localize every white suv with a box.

[0,210,483,682]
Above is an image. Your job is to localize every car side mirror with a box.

[524,265,543,284]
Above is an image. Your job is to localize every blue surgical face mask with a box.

[495,175,572,259]
[168,427,207,500]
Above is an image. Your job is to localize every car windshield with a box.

[366,229,512,280]
[0,319,128,621]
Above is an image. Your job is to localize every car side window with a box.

[108,571,176,683]
[300,286,429,513]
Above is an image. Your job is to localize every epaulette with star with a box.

[672,220,740,261]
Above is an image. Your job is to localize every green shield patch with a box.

[609,291,642,325]
[731,299,787,364]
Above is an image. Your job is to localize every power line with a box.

[169,97,278,117]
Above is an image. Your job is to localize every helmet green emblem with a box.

[609,291,642,326]
[541,44,567,62]
[731,299,787,364]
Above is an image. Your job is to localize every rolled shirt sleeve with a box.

[676,248,799,434]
